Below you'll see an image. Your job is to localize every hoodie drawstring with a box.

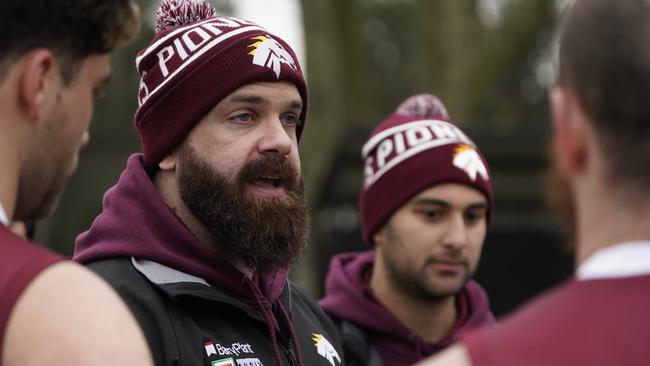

[409,332,426,359]
[247,280,285,366]
[246,279,304,366]
[278,301,304,366]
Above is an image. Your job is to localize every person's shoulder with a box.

[459,277,650,366]
[0,230,61,331]
[83,257,171,327]
[85,256,145,286]
[3,261,153,366]
[84,257,167,300]
[0,226,60,267]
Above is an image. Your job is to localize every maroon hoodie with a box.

[319,251,495,366]
[74,154,299,365]
[74,154,288,303]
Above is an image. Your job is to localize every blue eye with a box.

[230,113,254,123]
[281,114,301,126]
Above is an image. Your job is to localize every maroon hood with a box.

[73,154,288,303]
[319,251,495,363]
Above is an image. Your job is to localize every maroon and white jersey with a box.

[463,242,650,366]
[0,223,60,360]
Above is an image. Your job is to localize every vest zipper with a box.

[282,340,298,366]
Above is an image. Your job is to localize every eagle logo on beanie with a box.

[248,35,297,78]
[453,144,489,181]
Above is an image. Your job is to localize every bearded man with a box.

[73,1,342,365]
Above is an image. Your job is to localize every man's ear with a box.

[20,49,59,121]
[550,86,588,176]
[372,227,385,247]
[158,153,177,171]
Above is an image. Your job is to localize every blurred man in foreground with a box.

[0,1,153,365]
[417,1,650,365]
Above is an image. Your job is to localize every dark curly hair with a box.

[0,0,140,83]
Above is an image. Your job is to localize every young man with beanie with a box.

[73,1,342,365]
[418,1,650,365]
[0,1,153,365]
[320,94,495,366]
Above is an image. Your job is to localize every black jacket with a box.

[330,317,382,366]
[89,257,343,366]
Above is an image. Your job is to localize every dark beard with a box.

[384,253,471,302]
[177,144,309,274]
[382,225,472,302]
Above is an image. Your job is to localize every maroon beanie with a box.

[359,94,493,244]
[134,0,308,172]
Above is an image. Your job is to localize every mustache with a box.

[239,155,300,191]
[425,253,469,267]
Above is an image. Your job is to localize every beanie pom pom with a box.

[155,0,217,34]
[395,94,450,120]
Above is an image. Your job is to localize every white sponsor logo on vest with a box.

[216,342,254,357]
[205,341,218,357]
[204,340,255,358]
[236,358,264,366]
[312,333,341,366]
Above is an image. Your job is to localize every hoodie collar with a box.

[73,153,288,303]
[576,241,650,280]
[320,250,495,344]
[131,257,209,286]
